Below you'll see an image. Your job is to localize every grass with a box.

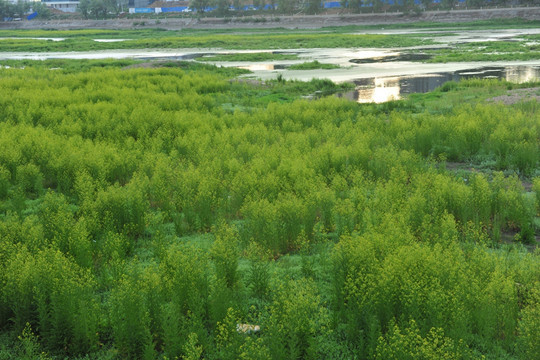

[159,60,251,77]
[2,18,538,55]
[224,77,354,107]
[288,60,341,70]
[0,58,350,107]
[405,78,540,109]
[426,39,540,63]
[0,31,431,52]
[0,58,141,72]
[196,52,299,62]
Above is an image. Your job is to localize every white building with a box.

[41,0,79,13]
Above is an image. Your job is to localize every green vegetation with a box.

[327,18,540,31]
[0,60,538,360]
[0,0,50,20]
[0,30,431,52]
[0,58,140,72]
[196,52,299,62]
[288,60,341,70]
[427,39,540,62]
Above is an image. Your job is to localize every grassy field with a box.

[0,58,538,359]
[288,60,341,70]
[0,31,431,52]
[426,39,540,62]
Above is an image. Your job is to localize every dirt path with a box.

[1,6,540,31]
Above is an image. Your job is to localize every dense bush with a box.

[0,63,538,359]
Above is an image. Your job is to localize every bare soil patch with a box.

[501,231,540,252]
[487,87,540,105]
[445,161,533,191]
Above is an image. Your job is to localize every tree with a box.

[401,0,416,12]
[79,0,115,19]
[253,0,262,10]
[420,0,432,9]
[372,0,385,12]
[89,0,109,18]
[0,0,21,19]
[214,0,230,16]
[191,0,212,13]
[79,0,90,19]
[345,0,363,13]
[467,0,484,7]
[441,0,457,9]
[277,0,297,14]
[0,0,30,19]
[31,2,51,19]
[305,0,320,14]
[14,0,30,15]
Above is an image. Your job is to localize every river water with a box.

[1,28,540,102]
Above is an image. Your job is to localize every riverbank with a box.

[1,6,540,30]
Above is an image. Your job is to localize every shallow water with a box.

[1,28,540,103]
[350,53,432,63]
[337,65,540,103]
[0,37,65,41]
[93,39,129,43]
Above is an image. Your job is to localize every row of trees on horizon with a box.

[2,0,539,20]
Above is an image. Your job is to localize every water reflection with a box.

[350,53,432,64]
[239,64,275,71]
[238,64,287,71]
[0,37,65,41]
[93,39,129,43]
[340,65,540,103]
[356,77,401,103]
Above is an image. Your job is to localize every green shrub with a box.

[0,165,10,199]
[266,279,331,359]
[109,271,155,360]
[3,248,99,355]
[210,222,240,288]
[375,320,473,360]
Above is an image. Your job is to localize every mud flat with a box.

[1,7,540,30]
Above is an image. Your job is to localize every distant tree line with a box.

[188,0,540,16]
[68,0,540,19]
[0,0,50,19]
[3,0,538,21]
[78,0,129,19]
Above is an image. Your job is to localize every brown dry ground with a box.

[1,7,540,30]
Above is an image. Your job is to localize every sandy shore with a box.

[1,7,540,30]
